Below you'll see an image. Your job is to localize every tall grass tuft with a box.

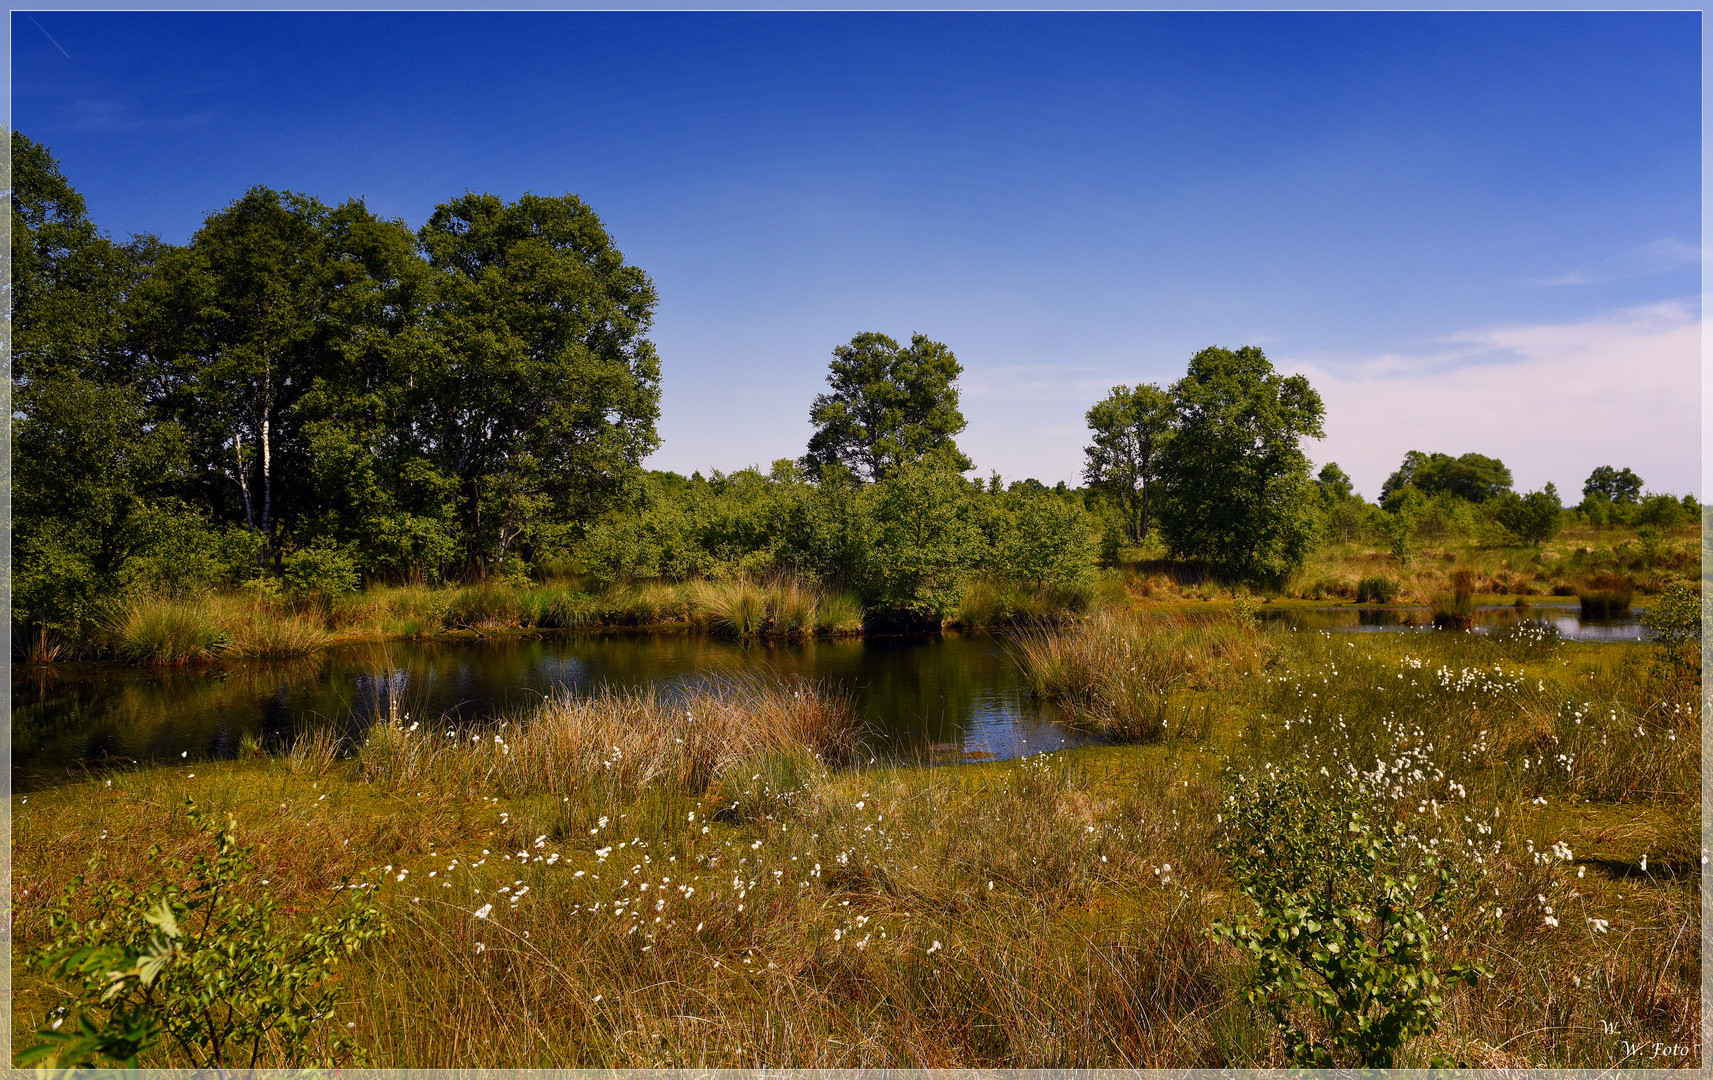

[1355,575,1398,604]
[351,675,861,803]
[1579,571,1634,617]
[688,578,852,639]
[954,579,1093,629]
[101,597,229,664]
[1430,567,1476,629]
[1009,610,1267,739]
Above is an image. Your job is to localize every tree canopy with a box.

[1583,465,1644,505]
[800,332,973,482]
[1379,451,1512,508]
[1083,383,1173,543]
[11,133,664,629]
[1155,345,1325,581]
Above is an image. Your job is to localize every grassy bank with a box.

[14,619,1698,1068]
[50,578,868,665]
[25,520,1700,666]
[1108,521,1700,609]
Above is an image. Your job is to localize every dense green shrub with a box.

[1495,484,1562,546]
[1211,770,1486,1067]
[283,544,362,599]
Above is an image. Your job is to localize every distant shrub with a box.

[1633,493,1689,530]
[1495,485,1562,546]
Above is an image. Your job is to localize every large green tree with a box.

[135,187,349,561]
[417,192,662,575]
[1082,382,1174,543]
[1156,346,1325,581]
[10,134,219,635]
[801,332,973,482]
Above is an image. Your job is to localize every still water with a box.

[12,632,1100,789]
[13,604,1644,790]
[1257,602,1646,642]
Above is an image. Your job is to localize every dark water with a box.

[12,632,1103,789]
[1257,602,1646,642]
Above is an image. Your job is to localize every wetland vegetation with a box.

[12,130,1702,1069]
[14,613,1700,1067]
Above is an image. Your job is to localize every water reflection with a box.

[1256,603,1645,641]
[13,633,1103,788]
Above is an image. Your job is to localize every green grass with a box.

[13,622,1698,1067]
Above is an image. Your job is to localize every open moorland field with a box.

[12,611,1699,1069]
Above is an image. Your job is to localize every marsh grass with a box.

[101,598,229,663]
[687,579,862,639]
[14,624,1698,1068]
[1429,567,1477,629]
[1579,572,1635,617]
[1009,610,1268,740]
[953,578,1094,629]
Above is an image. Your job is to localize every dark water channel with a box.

[1257,602,1646,642]
[12,632,1101,790]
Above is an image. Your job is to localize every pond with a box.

[13,605,1649,790]
[1256,602,1646,642]
[12,632,1102,790]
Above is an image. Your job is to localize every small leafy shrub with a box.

[1640,581,1702,676]
[1355,576,1397,604]
[1211,770,1486,1067]
[283,544,361,600]
[23,802,384,1070]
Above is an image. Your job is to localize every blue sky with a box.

[12,11,1701,498]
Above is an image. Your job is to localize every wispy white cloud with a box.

[1286,300,1701,499]
[1530,238,1700,288]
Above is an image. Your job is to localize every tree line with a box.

[13,132,661,634]
[14,129,1692,646]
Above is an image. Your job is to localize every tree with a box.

[1155,346,1325,582]
[1379,451,1511,508]
[801,332,973,482]
[1495,483,1562,546]
[1083,383,1174,543]
[1315,462,1371,545]
[416,191,663,575]
[860,461,980,623]
[1583,465,1644,505]
[135,187,341,562]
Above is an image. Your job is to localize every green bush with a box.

[283,544,362,599]
[1640,581,1702,676]
[23,801,385,1070]
[1211,770,1486,1067]
[1495,484,1562,546]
